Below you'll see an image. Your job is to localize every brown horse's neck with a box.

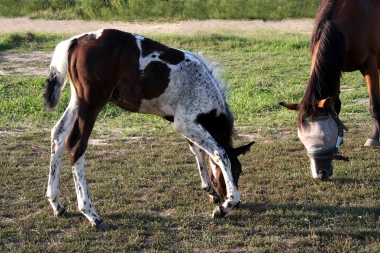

[310,0,338,55]
[298,1,346,127]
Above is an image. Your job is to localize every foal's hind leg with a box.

[175,122,239,218]
[188,141,221,204]
[66,101,110,231]
[46,100,78,217]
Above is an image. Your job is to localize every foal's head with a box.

[195,108,254,201]
[280,98,347,180]
[209,142,254,202]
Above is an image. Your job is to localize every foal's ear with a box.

[317,97,333,109]
[279,102,298,111]
[233,141,255,156]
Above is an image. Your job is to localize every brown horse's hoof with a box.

[364,139,379,147]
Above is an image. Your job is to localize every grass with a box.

[1,30,379,252]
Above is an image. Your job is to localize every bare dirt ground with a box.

[0,17,314,76]
[0,17,313,36]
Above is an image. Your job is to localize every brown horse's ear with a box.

[233,141,254,156]
[317,97,333,109]
[279,102,298,111]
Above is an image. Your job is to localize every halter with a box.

[307,108,349,161]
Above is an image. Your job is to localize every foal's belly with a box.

[109,92,175,120]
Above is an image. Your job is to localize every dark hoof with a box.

[212,206,226,218]
[95,221,110,231]
[364,139,379,147]
[234,201,240,209]
[55,206,68,217]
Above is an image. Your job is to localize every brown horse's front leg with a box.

[366,124,380,147]
[362,59,380,147]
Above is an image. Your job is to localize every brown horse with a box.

[44,29,253,230]
[281,0,380,179]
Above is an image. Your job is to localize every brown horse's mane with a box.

[297,0,346,127]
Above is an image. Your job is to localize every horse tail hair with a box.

[298,17,346,127]
[44,38,77,111]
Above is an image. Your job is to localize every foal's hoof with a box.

[212,206,227,218]
[210,195,221,204]
[94,221,110,231]
[364,139,379,147]
[55,206,68,217]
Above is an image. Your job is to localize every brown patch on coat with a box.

[141,37,185,65]
[209,159,227,202]
[140,61,171,100]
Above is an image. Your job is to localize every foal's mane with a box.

[187,51,229,97]
[189,52,235,146]
[297,0,346,126]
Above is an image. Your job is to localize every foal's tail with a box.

[44,38,76,111]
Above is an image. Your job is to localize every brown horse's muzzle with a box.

[310,156,334,180]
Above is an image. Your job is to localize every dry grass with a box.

[1,123,380,252]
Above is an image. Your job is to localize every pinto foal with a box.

[44,29,253,230]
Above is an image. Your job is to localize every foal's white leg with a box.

[46,102,77,216]
[71,154,109,230]
[188,142,221,203]
[175,121,239,218]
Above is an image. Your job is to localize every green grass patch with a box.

[0,0,320,21]
[0,32,66,53]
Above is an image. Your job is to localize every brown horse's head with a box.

[280,98,347,180]
[208,142,254,202]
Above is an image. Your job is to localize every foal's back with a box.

[68,29,226,120]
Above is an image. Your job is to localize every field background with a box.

[1,1,380,252]
[0,0,320,21]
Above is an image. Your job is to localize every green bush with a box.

[0,0,320,21]
[0,0,26,16]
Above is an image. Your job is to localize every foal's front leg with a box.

[175,122,240,218]
[188,141,221,204]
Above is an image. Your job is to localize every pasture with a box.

[1,22,380,252]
